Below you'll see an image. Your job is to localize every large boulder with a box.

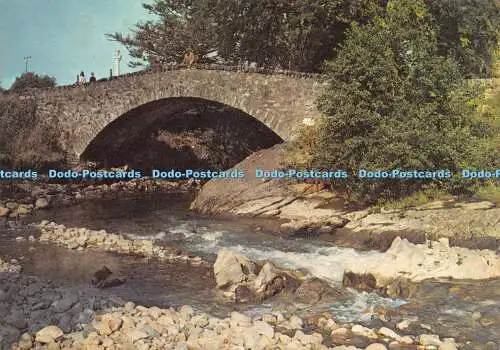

[342,272,378,293]
[294,278,345,304]
[214,251,344,304]
[254,262,283,293]
[214,250,258,289]
[91,266,113,286]
[191,144,293,216]
[344,236,500,288]
[91,266,126,289]
[35,325,64,344]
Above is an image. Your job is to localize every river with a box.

[1,192,499,347]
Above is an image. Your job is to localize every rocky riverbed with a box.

[0,271,127,349]
[2,225,499,348]
[0,177,200,226]
[32,221,207,266]
[1,164,499,349]
[2,246,477,350]
[4,221,500,349]
[0,257,22,273]
[9,301,468,350]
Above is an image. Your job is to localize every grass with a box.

[475,182,500,206]
[374,187,455,210]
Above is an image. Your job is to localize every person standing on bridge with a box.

[78,71,86,85]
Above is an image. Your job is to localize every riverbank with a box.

[0,271,126,348]
[191,144,500,252]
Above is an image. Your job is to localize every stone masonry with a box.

[3,66,327,162]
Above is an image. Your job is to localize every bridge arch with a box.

[80,97,283,171]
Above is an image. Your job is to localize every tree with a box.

[106,0,386,71]
[9,72,56,92]
[107,0,498,74]
[312,0,482,203]
[426,0,500,78]
[105,0,220,68]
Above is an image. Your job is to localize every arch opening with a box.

[81,97,283,172]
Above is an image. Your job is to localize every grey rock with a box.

[0,323,21,350]
[51,293,78,312]
[75,308,94,325]
[5,307,27,329]
[141,324,160,338]
[58,314,74,333]
[35,197,50,209]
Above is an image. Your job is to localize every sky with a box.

[0,0,155,88]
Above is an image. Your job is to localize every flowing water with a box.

[1,193,499,346]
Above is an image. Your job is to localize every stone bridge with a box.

[6,65,327,163]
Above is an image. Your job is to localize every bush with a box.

[298,0,494,204]
[0,97,66,169]
[9,72,56,92]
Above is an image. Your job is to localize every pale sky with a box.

[0,0,154,88]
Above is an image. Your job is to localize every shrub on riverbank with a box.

[0,97,66,169]
[288,0,498,205]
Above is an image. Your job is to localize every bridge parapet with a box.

[0,64,328,96]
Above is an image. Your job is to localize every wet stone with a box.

[51,293,78,312]
[5,307,27,329]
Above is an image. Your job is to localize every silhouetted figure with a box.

[109,68,113,79]
[75,74,79,85]
[78,71,86,85]
[89,72,96,83]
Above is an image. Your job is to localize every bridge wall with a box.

[8,68,327,161]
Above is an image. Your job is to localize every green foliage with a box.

[106,0,386,71]
[475,182,500,205]
[426,0,500,78]
[285,125,320,170]
[311,0,490,204]
[0,97,65,169]
[374,185,454,210]
[10,122,66,169]
[469,79,500,171]
[9,72,56,92]
[107,0,499,75]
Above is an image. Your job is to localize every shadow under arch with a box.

[81,97,283,172]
